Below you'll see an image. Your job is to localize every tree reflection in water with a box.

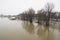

[22,21,56,40]
[22,21,34,34]
[36,25,54,40]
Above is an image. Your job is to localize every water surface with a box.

[0,18,60,40]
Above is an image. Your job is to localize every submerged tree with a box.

[44,3,54,26]
[18,8,35,23]
[27,8,35,23]
[37,9,46,24]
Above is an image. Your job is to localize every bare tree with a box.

[44,3,54,12]
[27,8,35,23]
[37,9,45,24]
[44,3,54,26]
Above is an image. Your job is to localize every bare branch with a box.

[44,3,54,12]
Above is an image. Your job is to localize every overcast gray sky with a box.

[0,0,60,15]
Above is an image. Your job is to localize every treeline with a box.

[17,3,60,26]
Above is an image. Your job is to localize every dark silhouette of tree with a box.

[18,8,35,23]
[37,9,46,24]
[27,8,35,23]
[44,3,54,26]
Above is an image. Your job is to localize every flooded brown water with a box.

[0,18,60,40]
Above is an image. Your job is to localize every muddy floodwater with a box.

[0,18,60,40]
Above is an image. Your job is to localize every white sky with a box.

[0,0,60,15]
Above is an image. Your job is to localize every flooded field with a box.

[0,18,60,40]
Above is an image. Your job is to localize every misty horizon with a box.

[0,0,60,15]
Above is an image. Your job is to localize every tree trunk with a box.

[29,18,32,23]
[45,12,50,26]
[46,21,49,26]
